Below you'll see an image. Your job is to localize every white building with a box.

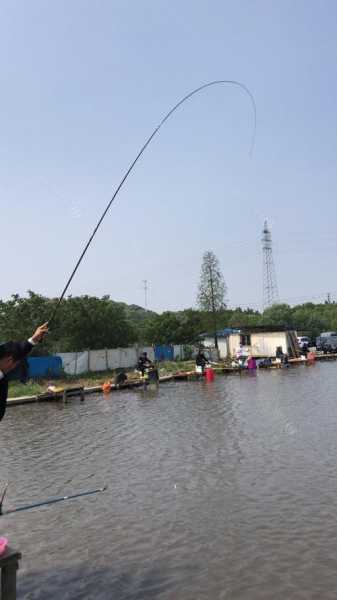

[201,327,299,359]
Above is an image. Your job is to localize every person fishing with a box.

[137,352,153,376]
[195,349,210,373]
[137,352,159,386]
[0,323,49,421]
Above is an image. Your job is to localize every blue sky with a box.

[1,0,337,312]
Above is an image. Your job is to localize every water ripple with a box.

[1,363,337,598]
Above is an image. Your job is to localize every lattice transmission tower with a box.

[262,220,279,308]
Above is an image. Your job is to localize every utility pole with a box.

[142,280,148,309]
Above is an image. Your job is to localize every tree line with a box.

[0,292,136,354]
[0,291,335,353]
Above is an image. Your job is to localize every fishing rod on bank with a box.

[48,79,256,325]
[0,482,106,516]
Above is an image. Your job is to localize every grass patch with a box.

[157,360,195,374]
[8,381,45,398]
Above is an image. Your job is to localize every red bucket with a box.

[205,367,215,382]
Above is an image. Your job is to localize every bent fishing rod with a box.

[49,79,256,325]
[0,482,106,516]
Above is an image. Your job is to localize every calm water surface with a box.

[1,362,337,599]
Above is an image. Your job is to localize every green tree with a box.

[227,307,261,328]
[5,291,337,356]
[175,309,204,344]
[0,291,57,354]
[0,293,137,352]
[197,250,227,349]
[262,303,293,327]
[122,304,157,343]
[144,312,181,345]
[291,303,329,337]
[58,295,136,351]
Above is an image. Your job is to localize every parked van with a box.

[297,336,311,350]
[316,332,337,352]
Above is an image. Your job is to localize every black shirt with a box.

[195,353,208,367]
[0,340,33,421]
[137,356,152,371]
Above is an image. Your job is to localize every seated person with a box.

[115,370,128,385]
[275,346,285,360]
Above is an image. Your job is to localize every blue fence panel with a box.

[154,345,174,361]
[28,356,63,378]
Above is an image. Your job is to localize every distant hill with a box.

[123,304,157,324]
[112,302,157,342]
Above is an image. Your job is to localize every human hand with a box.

[31,322,49,344]
[0,356,19,374]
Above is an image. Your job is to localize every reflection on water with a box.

[1,362,337,599]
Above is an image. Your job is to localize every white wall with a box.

[201,331,297,359]
[217,338,228,359]
[228,334,241,357]
[202,336,215,347]
[56,345,190,375]
[198,336,228,359]
[57,346,155,375]
[173,345,184,360]
[228,332,292,358]
[251,332,288,356]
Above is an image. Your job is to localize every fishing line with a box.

[49,80,256,324]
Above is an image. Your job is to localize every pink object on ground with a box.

[247,356,257,370]
[0,537,8,555]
